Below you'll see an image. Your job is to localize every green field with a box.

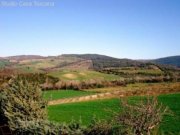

[0,60,10,69]
[48,70,121,81]
[43,90,95,100]
[117,69,163,75]
[15,65,42,73]
[48,93,180,134]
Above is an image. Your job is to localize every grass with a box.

[15,64,42,73]
[158,93,180,134]
[0,60,10,68]
[87,82,180,93]
[16,57,84,72]
[48,98,119,125]
[43,90,95,100]
[48,93,180,134]
[118,69,163,75]
[48,70,121,81]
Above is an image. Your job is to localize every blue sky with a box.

[0,0,180,59]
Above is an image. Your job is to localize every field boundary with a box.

[48,89,180,105]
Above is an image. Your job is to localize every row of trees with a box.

[0,77,170,135]
[1,74,180,92]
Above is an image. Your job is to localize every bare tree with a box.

[115,97,169,135]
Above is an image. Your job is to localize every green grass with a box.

[43,90,95,100]
[48,93,180,134]
[118,69,163,75]
[48,98,119,125]
[48,70,121,81]
[0,60,10,68]
[15,64,42,73]
[158,93,180,134]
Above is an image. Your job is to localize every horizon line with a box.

[0,53,180,60]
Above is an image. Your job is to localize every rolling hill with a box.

[0,54,144,71]
[0,54,179,72]
[61,54,144,69]
[152,56,180,67]
[0,59,10,69]
[6,55,45,62]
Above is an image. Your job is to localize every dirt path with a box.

[48,91,123,105]
[48,87,180,105]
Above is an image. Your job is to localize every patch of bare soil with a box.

[63,73,77,79]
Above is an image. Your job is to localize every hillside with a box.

[153,56,180,67]
[0,54,179,72]
[0,60,10,69]
[6,55,45,62]
[61,54,144,69]
[0,54,145,71]
[0,54,179,91]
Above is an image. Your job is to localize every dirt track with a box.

[48,88,180,105]
[48,91,122,105]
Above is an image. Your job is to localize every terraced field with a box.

[87,82,180,93]
[117,69,163,75]
[45,82,180,105]
[48,70,121,81]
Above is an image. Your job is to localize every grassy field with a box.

[87,82,180,93]
[48,70,121,81]
[0,60,10,69]
[13,64,43,73]
[117,69,163,75]
[43,90,95,100]
[48,93,180,134]
[158,93,180,134]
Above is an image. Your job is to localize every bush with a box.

[114,97,170,135]
[13,120,59,135]
[0,76,86,135]
[85,118,114,135]
[13,120,85,135]
[0,77,171,134]
[0,76,47,131]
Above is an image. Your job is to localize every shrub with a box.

[14,120,59,135]
[85,118,114,135]
[0,76,86,135]
[114,97,170,135]
[0,76,47,131]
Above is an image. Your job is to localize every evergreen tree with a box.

[0,76,47,131]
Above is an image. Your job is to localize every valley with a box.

[0,54,180,134]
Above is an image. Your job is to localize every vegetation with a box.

[158,93,180,134]
[84,97,170,135]
[100,66,180,84]
[43,90,95,100]
[0,76,179,134]
[0,54,179,91]
[88,82,180,94]
[48,93,180,134]
[0,77,86,134]
[61,54,144,69]
[48,70,121,81]
[0,60,10,69]
[153,55,180,67]
[114,97,169,135]
[0,54,179,134]
[48,99,119,125]
[1,54,180,72]
[0,77,47,133]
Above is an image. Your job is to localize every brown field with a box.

[86,82,180,94]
